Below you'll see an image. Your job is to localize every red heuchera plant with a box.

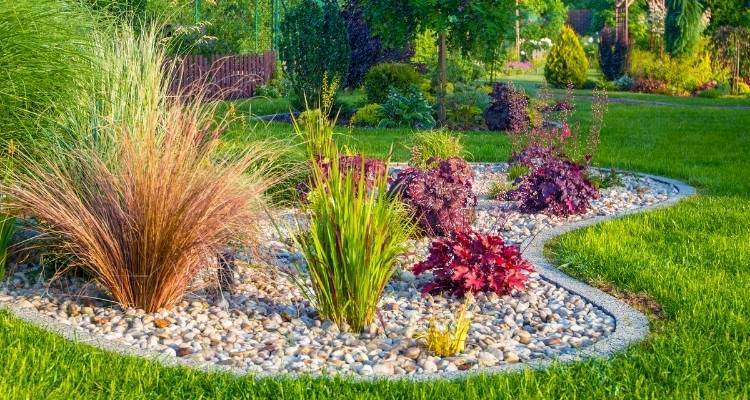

[388,157,476,237]
[506,157,599,216]
[413,230,534,297]
[297,154,386,200]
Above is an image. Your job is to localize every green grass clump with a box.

[409,129,465,168]
[0,0,97,150]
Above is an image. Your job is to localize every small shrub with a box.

[389,158,476,237]
[614,75,635,91]
[413,230,534,297]
[279,0,350,108]
[409,130,464,169]
[350,103,383,127]
[509,144,557,170]
[483,82,530,132]
[379,87,436,129]
[416,300,472,357]
[507,163,533,183]
[292,150,415,333]
[506,158,599,216]
[445,82,490,130]
[488,179,512,199]
[633,78,668,94]
[586,169,623,190]
[544,26,589,88]
[599,26,631,81]
[364,63,422,104]
[696,88,723,98]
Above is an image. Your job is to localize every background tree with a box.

[279,0,350,108]
[341,0,412,89]
[711,26,750,93]
[544,25,589,87]
[599,26,630,80]
[359,0,513,124]
[665,0,704,57]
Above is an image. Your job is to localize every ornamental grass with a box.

[290,111,415,333]
[5,26,282,312]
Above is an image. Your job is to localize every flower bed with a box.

[0,164,679,378]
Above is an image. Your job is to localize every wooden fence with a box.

[168,51,276,100]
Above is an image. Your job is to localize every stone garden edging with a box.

[0,170,696,382]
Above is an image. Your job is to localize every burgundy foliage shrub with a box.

[298,154,387,200]
[483,82,529,132]
[506,157,599,216]
[633,79,668,94]
[389,157,476,237]
[508,144,558,170]
[413,230,534,298]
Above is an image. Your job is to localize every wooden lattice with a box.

[615,0,635,41]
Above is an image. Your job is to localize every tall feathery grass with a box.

[0,0,98,150]
[5,25,282,312]
[291,111,415,332]
[409,129,466,168]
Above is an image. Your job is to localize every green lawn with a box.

[2,97,750,399]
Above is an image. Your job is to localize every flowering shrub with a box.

[389,158,476,237]
[483,82,529,132]
[297,154,387,200]
[413,231,534,297]
[508,144,557,170]
[506,157,599,216]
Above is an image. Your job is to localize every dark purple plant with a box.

[599,26,631,81]
[506,157,599,216]
[413,230,534,298]
[342,0,413,89]
[298,154,387,200]
[483,82,529,132]
[508,144,558,170]
[389,157,476,237]
[633,79,668,94]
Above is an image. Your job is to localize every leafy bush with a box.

[614,75,635,91]
[633,78,669,94]
[598,26,631,81]
[7,27,282,312]
[409,130,465,169]
[379,87,436,129]
[350,103,383,127]
[445,82,491,130]
[389,158,476,237]
[506,158,599,216]
[544,26,589,88]
[363,63,422,104]
[279,0,350,108]
[413,231,534,297]
[483,83,530,132]
[628,47,716,94]
[292,150,415,333]
[509,144,557,170]
[342,0,412,88]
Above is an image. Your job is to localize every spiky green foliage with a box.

[0,0,97,151]
[290,110,415,332]
[665,0,704,57]
[544,26,589,88]
[279,0,350,109]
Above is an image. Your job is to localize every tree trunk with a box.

[437,31,447,126]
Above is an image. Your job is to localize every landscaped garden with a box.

[1,0,749,398]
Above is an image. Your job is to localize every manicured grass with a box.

[2,98,750,398]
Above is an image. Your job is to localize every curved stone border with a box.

[0,170,696,382]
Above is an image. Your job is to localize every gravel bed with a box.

[0,164,678,378]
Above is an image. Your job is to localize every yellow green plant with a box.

[416,299,473,357]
